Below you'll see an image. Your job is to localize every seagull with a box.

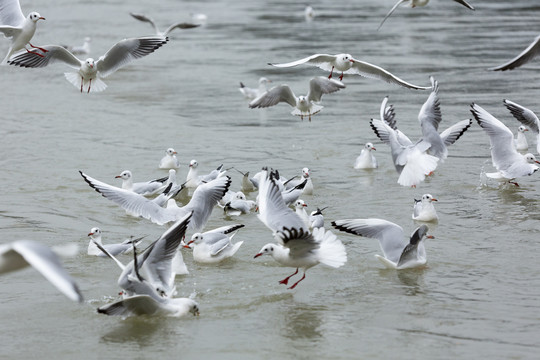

[185,160,226,189]
[304,5,315,22]
[470,103,540,186]
[412,194,438,222]
[223,192,256,216]
[63,37,91,55]
[354,143,378,169]
[0,0,46,64]
[284,167,313,195]
[115,170,168,196]
[254,168,346,289]
[8,36,168,93]
[268,53,430,89]
[503,99,540,155]
[489,34,540,71]
[185,224,245,264]
[249,76,345,121]
[294,199,310,228]
[0,240,83,302]
[378,0,475,31]
[234,169,256,193]
[515,125,529,152]
[87,227,145,257]
[92,212,192,299]
[309,207,327,230]
[97,294,199,318]
[239,77,272,100]
[129,12,200,36]
[332,219,433,269]
[80,170,231,230]
[159,148,181,169]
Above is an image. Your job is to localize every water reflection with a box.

[100,317,180,346]
[281,302,326,340]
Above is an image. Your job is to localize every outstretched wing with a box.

[489,35,540,71]
[96,36,168,78]
[349,57,430,90]
[440,119,472,146]
[8,45,82,69]
[163,22,200,36]
[0,0,25,27]
[268,53,337,72]
[307,77,345,103]
[249,85,297,108]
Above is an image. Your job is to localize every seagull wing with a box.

[96,36,168,78]
[163,22,200,36]
[79,171,176,225]
[249,85,297,108]
[504,99,540,154]
[129,12,159,34]
[307,76,346,103]
[349,57,430,90]
[269,53,337,72]
[0,240,83,302]
[452,0,475,10]
[332,218,406,264]
[470,103,527,173]
[489,35,540,71]
[440,119,472,146]
[0,0,25,27]
[378,0,407,31]
[419,77,447,159]
[97,294,161,316]
[8,45,82,69]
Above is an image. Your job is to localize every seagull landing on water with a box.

[8,36,168,93]
[249,76,345,121]
[0,0,46,64]
[470,103,540,187]
[332,219,434,270]
[269,53,430,89]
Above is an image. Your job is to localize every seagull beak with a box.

[254,253,262,258]
[88,232,93,236]
[115,175,122,178]
[173,151,177,154]
[303,203,307,207]
[39,17,45,20]
[183,245,191,249]
[349,59,355,63]
[536,160,540,164]
[432,198,438,202]
[426,235,435,239]
[372,147,376,151]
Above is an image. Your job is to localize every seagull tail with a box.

[313,228,347,268]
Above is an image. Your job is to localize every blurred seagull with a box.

[378,0,475,31]
[269,53,430,89]
[0,0,45,64]
[249,76,345,121]
[0,240,83,302]
[332,219,434,269]
[185,160,226,189]
[63,37,91,55]
[8,36,168,93]
[129,12,199,36]
[514,125,529,152]
[470,103,540,186]
[239,77,272,100]
[490,34,540,71]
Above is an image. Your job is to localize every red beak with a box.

[254,253,262,258]
[349,59,355,63]
[426,235,435,239]
[372,147,376,151]
[39,17,45,20]
[88,232,93,236]
[432,198,438,202]
[115,175,121,178]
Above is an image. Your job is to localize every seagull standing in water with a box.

[8,36,168,92]
[159,148,181,169]
[0,0,46,64]
[354,143,378,169]
[412,194,438,222]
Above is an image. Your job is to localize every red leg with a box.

[29,42,49,53]
[309,113,312,122]
[328,66,334,79]
[339,72,344,81]
[87,78,92,93]
[509,181,519,187]
[80,77,84,93]
[288,273,306,289]
[279,268,298,285]
[26,48,45,57]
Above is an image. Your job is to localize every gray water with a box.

[1,0,540,358]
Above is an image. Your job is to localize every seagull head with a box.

[365,142,376,151]
[115,170,132,180]
[88,227,102,239]
[28,12,45,22]
[254,244,274,258]
[302,167,310,178]
[525,153,540,164]
[83,58,95,70]
[189,159,198,168]
[166,148,177,156]
[518,125,529,133]
[422,194,437,203]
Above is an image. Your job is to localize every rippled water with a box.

[1,0,540,358]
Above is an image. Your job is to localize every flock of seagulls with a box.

[2,0,540,321]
